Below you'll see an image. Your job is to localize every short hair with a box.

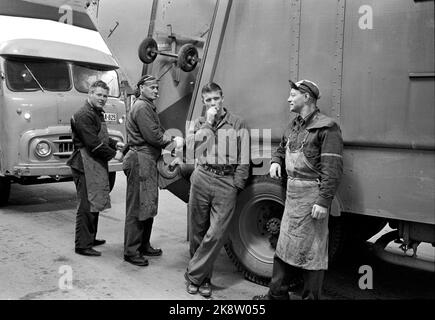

[89,80,110,93]
[201,82,223,97]
[306,95,317,104]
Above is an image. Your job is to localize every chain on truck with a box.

[0,38,126,205]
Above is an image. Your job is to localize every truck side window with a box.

[73,64,120,97]
[5,58,70,92]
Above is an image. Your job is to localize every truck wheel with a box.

[224,176,285,286]
[224,176,345,286]
[0,177,11,206]
[109,172,116,192]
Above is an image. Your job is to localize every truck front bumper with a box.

[12,160,123,177]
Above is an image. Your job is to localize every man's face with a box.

[140,83,159,101]
[202,90,224,114]
[288,88,306,114]
[89,87,109,110]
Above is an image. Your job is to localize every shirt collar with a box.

[294,107,319,128]
[138,96,156,110]
[216,107,233,126]
[86,100,104,114]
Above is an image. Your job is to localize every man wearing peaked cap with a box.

[253,79,343,300]
[122,74,184,266]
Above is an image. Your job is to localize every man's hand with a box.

[169,156,182,169]
[311,204,328,219]
[116,141,125,150]
[269,163,281,179]
[173,136,184,149]
[114,150,124,161]
[206,106,218,125]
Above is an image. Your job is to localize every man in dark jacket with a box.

[123,74,183,266]
[67,80,124,257]
[253,79,343,300]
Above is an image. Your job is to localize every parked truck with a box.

[0,37,126,205]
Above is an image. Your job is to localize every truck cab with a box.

[0,38,126,205]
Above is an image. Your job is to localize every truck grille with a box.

[53,136,73,158]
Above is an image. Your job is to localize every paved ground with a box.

[0,172,263,300]
[0,172,434,300]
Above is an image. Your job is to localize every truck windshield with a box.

[5,59,71,92]
[73,64,120,97]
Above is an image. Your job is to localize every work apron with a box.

[275,131,329,270]
[123,147,158,221]
[79,122,111,212]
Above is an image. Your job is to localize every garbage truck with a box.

[10,0,433,284]
[86,0,434,284]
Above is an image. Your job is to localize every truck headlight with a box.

[23,112,31,121]
[35,141,52,157]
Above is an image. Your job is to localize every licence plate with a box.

[104,112,117,122]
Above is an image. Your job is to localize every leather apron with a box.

[275,131,329,270]
[79,122,111,212]
[124,147,158,221]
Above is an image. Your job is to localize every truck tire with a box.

[0,177,11,206]
[109,172,116,192]
[224,175,345,286]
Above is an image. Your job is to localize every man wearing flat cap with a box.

[122,74,184,266]
[254,79,343,300]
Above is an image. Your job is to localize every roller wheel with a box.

[177,44,199,72]
[138,37,158,64]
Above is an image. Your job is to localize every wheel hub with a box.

[266,217,281,235]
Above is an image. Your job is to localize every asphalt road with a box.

[0,172,434,300]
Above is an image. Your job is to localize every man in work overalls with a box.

[68,80,124,257]
[122,75,184,266]
[184,82,250,297]
[254,79,343,300]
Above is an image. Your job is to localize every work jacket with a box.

[186,108,250,191]
[271,108,343,208]
[67,101,118,172]
[125,97,173,160]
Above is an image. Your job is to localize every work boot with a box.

[93,239,106,246]
[141,245,162,256]
[75,248,101,256]
[184,273,199,295]
[124,255,149,266]
[198,281,212,298]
